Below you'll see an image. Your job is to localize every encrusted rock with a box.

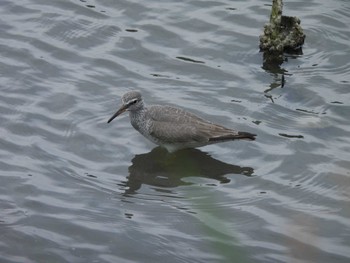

[259,0,305,53]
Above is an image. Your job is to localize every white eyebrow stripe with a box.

[126,99,137,104]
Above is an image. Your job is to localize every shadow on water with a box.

[120,147,254,196]
[262,49,303,94]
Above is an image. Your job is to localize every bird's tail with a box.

[236,131,256,141]
[209,131,256,142]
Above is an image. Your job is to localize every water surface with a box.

[1,0,350,262]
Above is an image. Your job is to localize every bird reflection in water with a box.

[120,147,254,196]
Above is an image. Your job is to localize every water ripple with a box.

[1,0,350,262]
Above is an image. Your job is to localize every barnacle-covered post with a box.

[259,0,305,54]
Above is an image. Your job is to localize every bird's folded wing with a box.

[149,120,240,144]
[149,121,207,143]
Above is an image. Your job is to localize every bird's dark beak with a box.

[107,104,128,123]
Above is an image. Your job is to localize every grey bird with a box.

[107,91,256,152]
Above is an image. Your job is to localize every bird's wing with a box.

[147,105,255,143]
[149,121,207,143]
[149,118,242,144]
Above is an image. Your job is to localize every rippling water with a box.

[1,0,350,262]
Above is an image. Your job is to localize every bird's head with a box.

[107,91,143,123]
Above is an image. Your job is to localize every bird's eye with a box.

[132,99,137,104]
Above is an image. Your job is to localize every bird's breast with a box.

[130,112,150,136]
